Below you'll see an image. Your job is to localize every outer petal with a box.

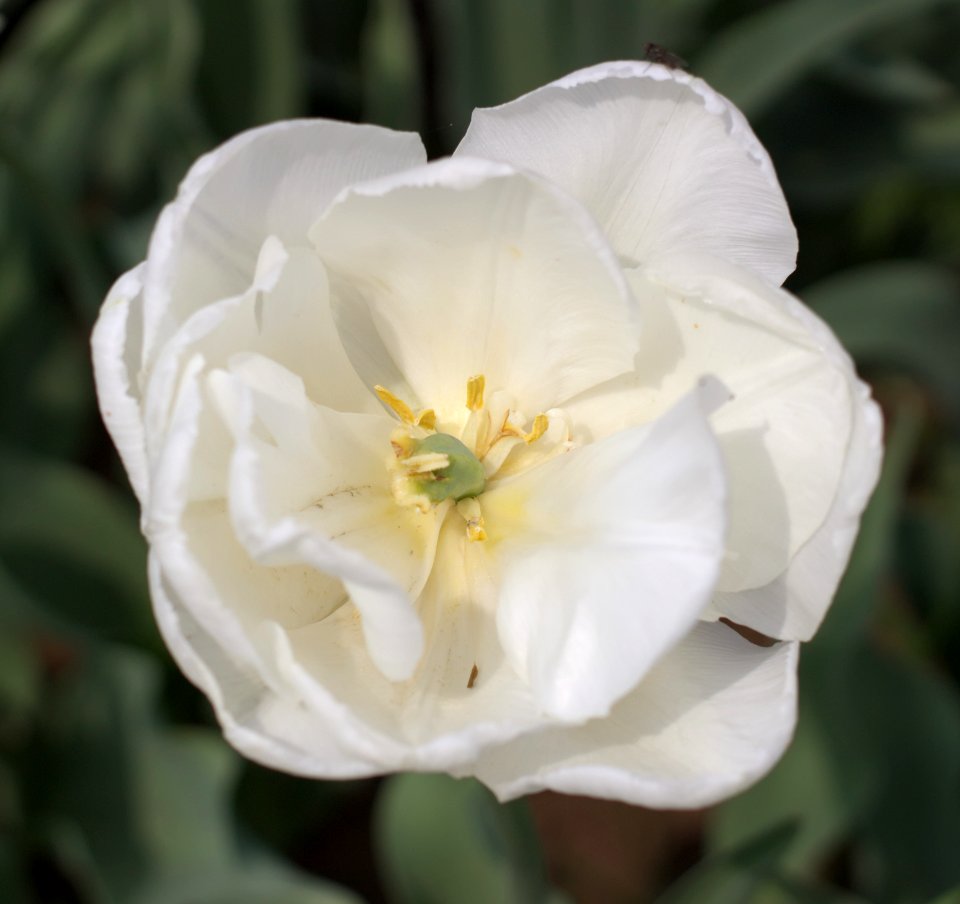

[457,61,797,285]
[142,238,379,487]
[309,157,639,421]
[141,120,426,367]
[470,622,799,809]
[708,378,884,639]
[482,382,727,722]
[91,264,149,503]
[150,554,381,779]
[146,358,431,769]
[565,257,867,624]
[648,256,881,637]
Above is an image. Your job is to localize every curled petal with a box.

[457,60,796,284]
[709,378,884,639]
[142,238,378,474]
[276,518,546,771]
[91,264,149,503]
[309,157,639,420]
[483,382,727,722]
[471,622,798,809]
[150,554,381,778]
[141,120,426,367]
[566,256,873,626]
[210,354,433,681]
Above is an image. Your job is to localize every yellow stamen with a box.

[375,385,415,424]
[502,412,550,444]
[466,374,486,411]
[415,409,436,430]
[524,413,549,444]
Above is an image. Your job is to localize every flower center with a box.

[376,375,566,541]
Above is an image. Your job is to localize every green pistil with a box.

[410,433,486,503]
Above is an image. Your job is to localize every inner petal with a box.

[481,382,727,722]
[309,157,639,423]
[278,515,545,768]
[209,353,441,681]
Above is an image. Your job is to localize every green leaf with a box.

[374,773,552,904]
[0,448,154,645]
[804,261,960,419]
[658,821,791,904]
[660,821,867,904]
[0,626,40,728]
[23,646,362,904]
[925,887,960,904]
[899,444,960,643]
[804,646,960,903]
[138,728,239,875]
[708,697,864,876]
[696,0,957,117]
[132,869,363,904]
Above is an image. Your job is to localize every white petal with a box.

[709,380,883,639]
[149,553,381,778]
[276,517,546,771]
[482,383,726,722]
[566,258,856,594]
[145,357,419,765]
[309,157,638,421]
[250,241,379,414]
[142,239,378,475]
[210,354,433,681]
[141,120,426,367]
[457,61,797,285]
[472,621,798,809]
[91,265,149,503]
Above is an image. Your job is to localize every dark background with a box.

[1,1,959,902]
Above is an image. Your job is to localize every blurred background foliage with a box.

[1,0,959,901]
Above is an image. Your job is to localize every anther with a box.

[375,385,415,424]
[415,409,436,430]
[466,374,485,411]
[524,413,549,444]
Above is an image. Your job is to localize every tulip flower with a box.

[92,62,882,806]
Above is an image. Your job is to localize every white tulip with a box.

[92,62,882,806]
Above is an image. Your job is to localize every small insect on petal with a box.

[643,42,688,70]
